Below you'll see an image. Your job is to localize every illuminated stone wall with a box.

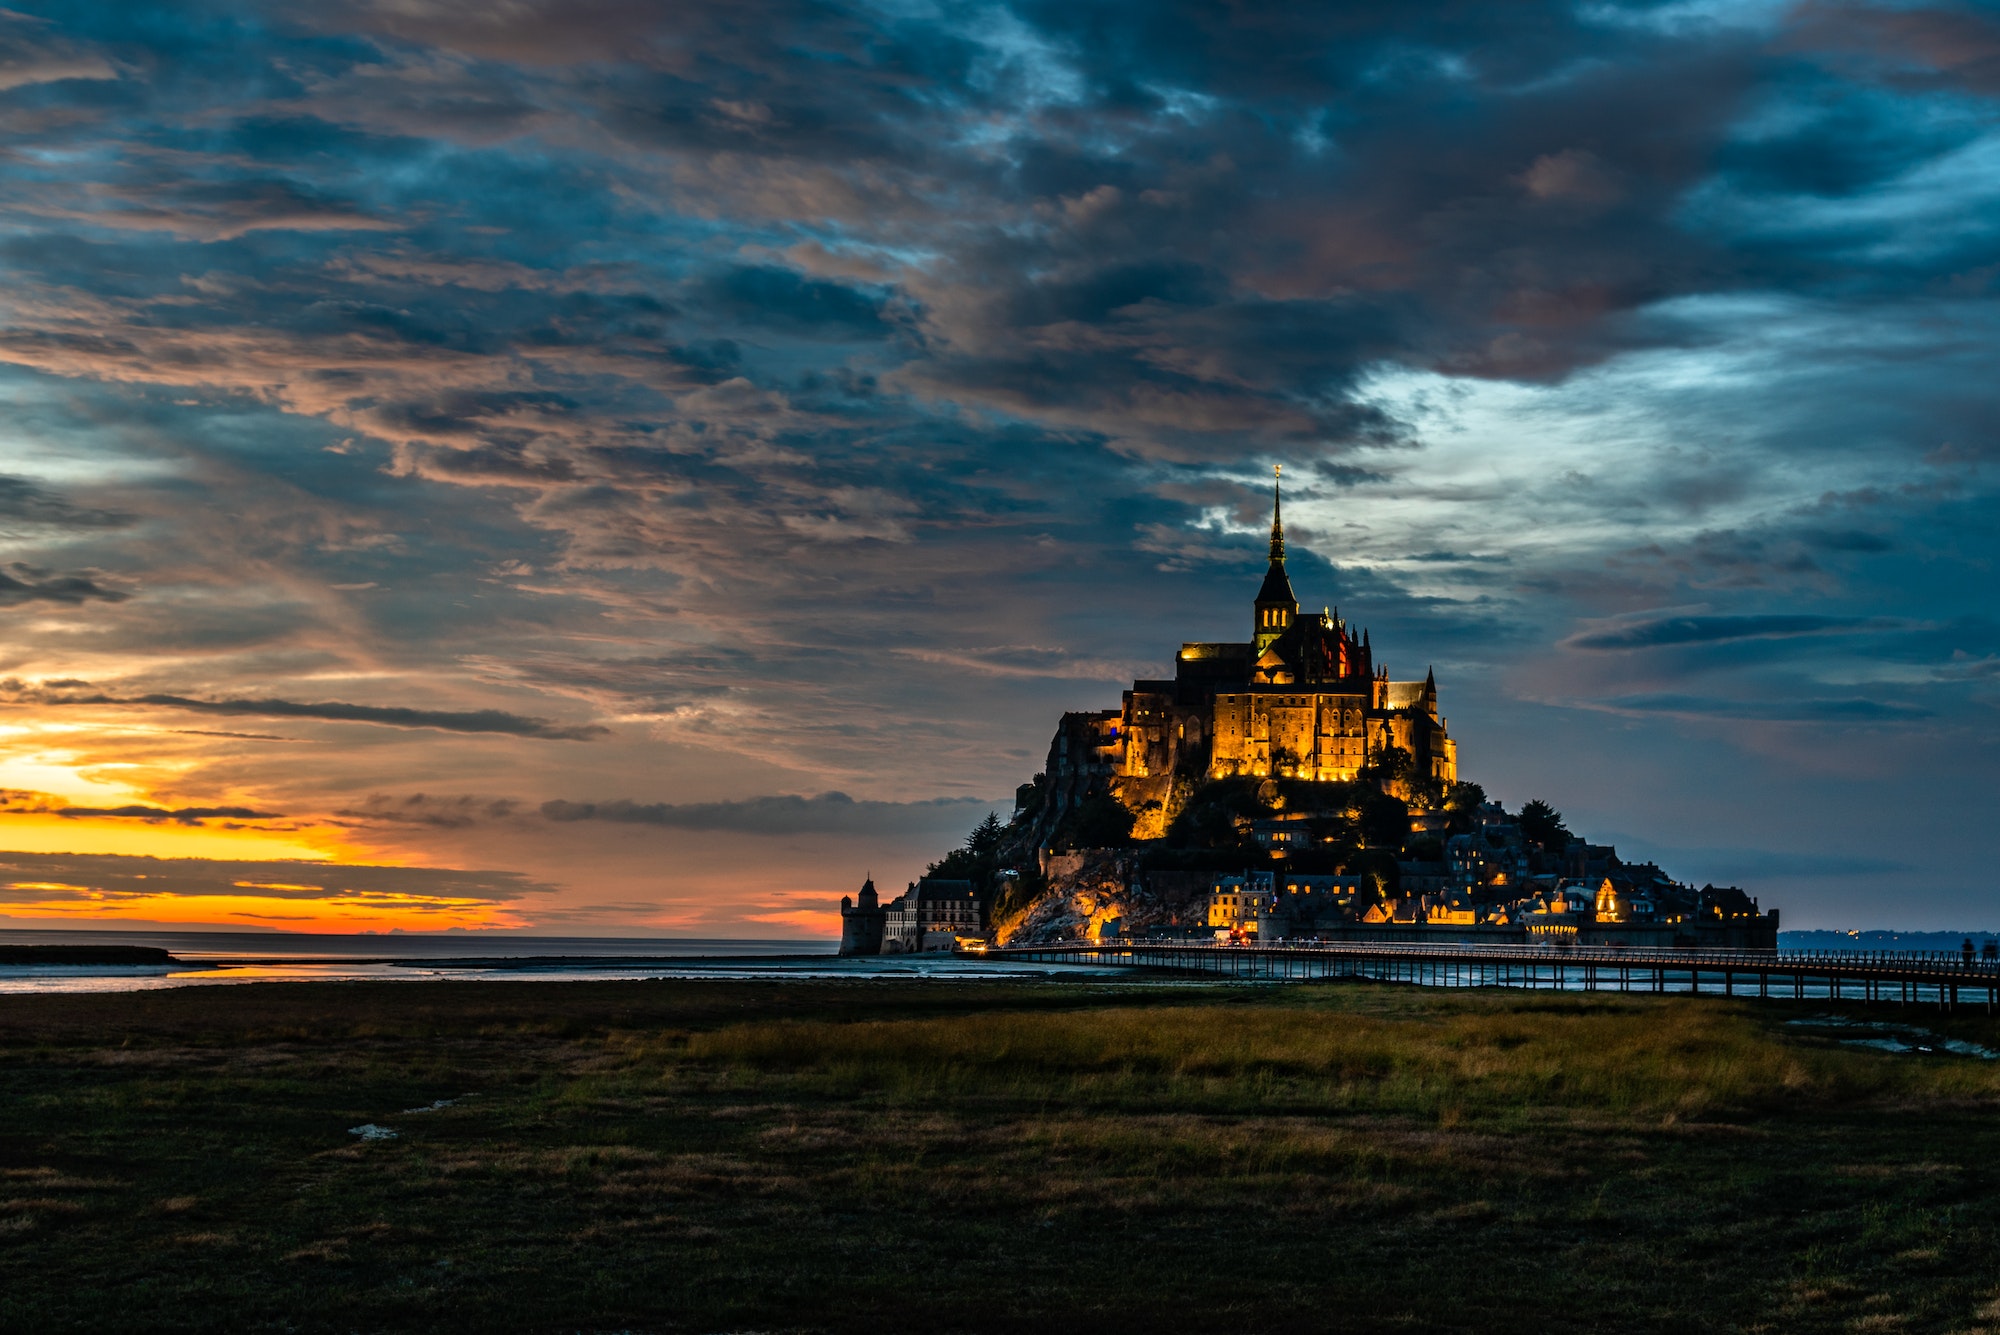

[1112,682,1456,792]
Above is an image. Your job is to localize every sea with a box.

[1,927,1993,995]
[0,929,1128,994]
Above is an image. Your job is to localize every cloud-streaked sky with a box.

[0,0,1994,934]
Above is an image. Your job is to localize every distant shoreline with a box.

[0,945,177,966]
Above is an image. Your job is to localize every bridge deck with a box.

[982,940,2000,1009]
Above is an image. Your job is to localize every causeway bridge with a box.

[984,939,2000,1010]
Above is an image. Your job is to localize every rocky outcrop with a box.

[996,851,1213,946]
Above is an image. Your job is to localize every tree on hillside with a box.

[1162,777,1266,850]
[1404,774,1446,812]
[1347,850,1400,907]
[1354,788,1409,850]
[1360,744,1413,792]
[1518,799,1569,853]
[1442,781,1486,833]
[928,811,1011,885]
[967,811,1005,855]
[1053,789,1136,851]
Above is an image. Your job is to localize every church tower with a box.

[838,875,887,956]
[1253,465,1299,655]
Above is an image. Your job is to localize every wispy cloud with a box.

[0,683,605,740]
[0,476,133,531]
[0,788,282,825]
[1590,693,1933,722]
[541,792,997,836]
[1565,614,1908,651]
[0,12,117,92]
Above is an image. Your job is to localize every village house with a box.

[1208,872,1278,938]
[840,877,985,954]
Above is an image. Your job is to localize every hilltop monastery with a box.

[840,469,1778,955]
[1043,471,1456,838]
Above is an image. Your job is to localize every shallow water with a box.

[1783,1014,1999,1059]
[0,932,1135,993]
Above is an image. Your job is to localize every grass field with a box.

[4,977,2000,1333]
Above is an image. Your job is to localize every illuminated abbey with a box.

[843,467,1779,955]
[1042,470,1457,839]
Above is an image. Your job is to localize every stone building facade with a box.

[840,877,985,955]
[1207,872,1277,937]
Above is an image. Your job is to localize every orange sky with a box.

[0,702,987,935]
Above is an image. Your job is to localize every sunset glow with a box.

[0,887,526,933]
[0,814,338,864]
[0,0,1993,934]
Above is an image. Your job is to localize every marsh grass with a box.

[682,998,1953,1118]
[3,979,2000,1333]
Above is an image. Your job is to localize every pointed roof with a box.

[1255,464,1297,608]
[1256,560,1298,607]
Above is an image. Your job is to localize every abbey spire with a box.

[1269,464,1286,561]
[1253,464,1299,655]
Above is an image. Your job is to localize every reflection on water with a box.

[0,949,1131,994]
[1784,1014,2000,1059]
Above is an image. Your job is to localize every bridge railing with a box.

[991,937,2000,977]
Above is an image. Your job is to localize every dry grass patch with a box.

[1,1197,85,1215]
[7,978,2000,1334]
[682,997,1969,1119]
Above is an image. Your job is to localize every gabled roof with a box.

[913,878,978,900]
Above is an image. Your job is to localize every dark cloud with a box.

[335,793,521,828]
[38,176,402,242]
[1799,528,1894,553]
[541,792,996,836]
[59,804,280,824]
[695,266,891,337]
[0,11,116,92]
[1792,2,2000,97]
[0,682,605,740]
[0,0,1829,473]
[1609,841,1915,879]
[0,475,132,530]
[1595,693,1933,722]
[1567,614,1903,651]
[0,850,552,903]
[0,562,128,607]
[1936,653,2000,681]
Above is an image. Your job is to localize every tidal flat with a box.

[4,979,2000,1334]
